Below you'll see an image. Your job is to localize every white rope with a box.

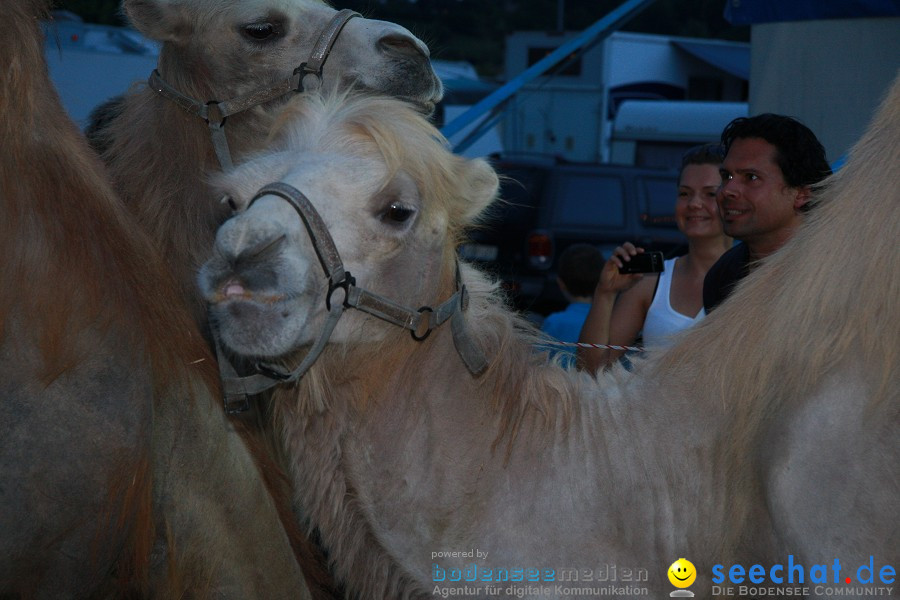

[541,340,645,353]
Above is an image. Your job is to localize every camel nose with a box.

[378,32,430,60]
[215,214,286,273]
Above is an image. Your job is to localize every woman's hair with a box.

[679,143,726,178]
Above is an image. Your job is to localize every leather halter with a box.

[148,9,360,171]
[213,181,489,413]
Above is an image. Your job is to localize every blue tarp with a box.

[671,40,750,80]
[724,0,900,25]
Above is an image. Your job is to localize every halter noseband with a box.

[148,9,360,171]
[213,182,489,414]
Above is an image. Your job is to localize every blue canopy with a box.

[724,0,900,25]
[671,40,750,80]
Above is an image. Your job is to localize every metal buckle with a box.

[224,395,251,414]
[326,272,355,311]
[411,306,434,341]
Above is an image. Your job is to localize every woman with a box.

[576,144,732,372]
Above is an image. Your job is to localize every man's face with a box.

[717,137,809,255]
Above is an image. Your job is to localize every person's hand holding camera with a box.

[594,242,646,299]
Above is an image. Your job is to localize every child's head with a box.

[557,244,604,300]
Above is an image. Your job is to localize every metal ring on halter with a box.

[291,62,323,93]
[204,100,226,125]
[291,64,310,92]
[411,307,434,341]
[326,272,356,311]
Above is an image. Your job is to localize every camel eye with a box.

[242,22,279,42]
[383,203,415,224]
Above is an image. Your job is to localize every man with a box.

[703,114,832,311]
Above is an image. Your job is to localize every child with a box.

[541,243,604,363]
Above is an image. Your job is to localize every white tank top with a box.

[641,257,704,348]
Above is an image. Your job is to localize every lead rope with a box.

[147,9,360,171]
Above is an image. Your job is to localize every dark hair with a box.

[720,113,832,190]
[679,143,726,179]
[557,244,604,297]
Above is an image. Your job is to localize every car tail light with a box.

[501,280,521,294]
[526,231,553,270]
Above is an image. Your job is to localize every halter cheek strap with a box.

[215,300,345,414]
[148,9,360,171]
[298,8,361,93]
[213,181,489,413]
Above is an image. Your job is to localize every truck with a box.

[461,154,685,317]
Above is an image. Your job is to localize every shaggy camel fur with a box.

[1,3,319,597]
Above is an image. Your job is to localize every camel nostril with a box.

[217,231,287,275]
[379,34,429,59]
[247,233,287,259]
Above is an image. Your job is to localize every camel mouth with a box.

[208,280,287,306]
[394,95,437,117]
[350,80,440,116]
[222,279,249,299]
[418,100,437,116]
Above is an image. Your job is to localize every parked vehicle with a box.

[461,154,686,316]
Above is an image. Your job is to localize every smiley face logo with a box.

[668,558,696,588]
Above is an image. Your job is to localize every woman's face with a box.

[675,163,724,239]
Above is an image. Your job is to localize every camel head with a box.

[199,91,498,360]
[124,0,443,114]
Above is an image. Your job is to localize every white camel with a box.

[199,85,899,599]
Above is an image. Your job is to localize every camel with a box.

[93,0,443,322]
[198,84,898,600]
[0,2,323,596]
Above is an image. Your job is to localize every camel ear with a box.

[458,158,499,223]
[123,0,192,44]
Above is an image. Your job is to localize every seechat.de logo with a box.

[710,555,896,597]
